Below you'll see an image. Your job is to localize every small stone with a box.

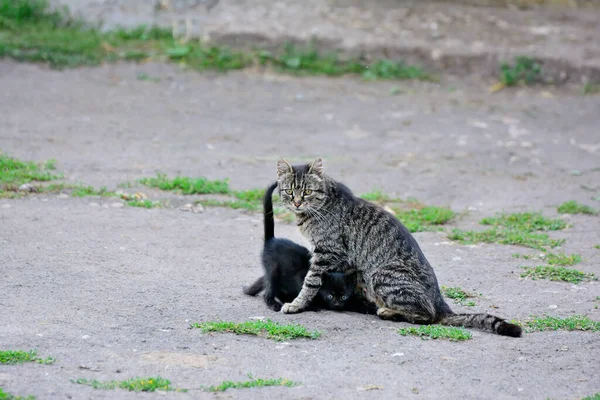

[391,352,404,357]
[249,316,265,321]
[81,335,90,340]
[19,183,34,192]
[110,202,124,208]
[452,256,461,261]
[192,204,204,213]
[548,304,558,309]
[1,204,11,209]
[57,194,69,199]
[180,203,193,212]
[89,202,100,207]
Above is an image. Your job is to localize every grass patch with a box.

[513,252,581,266]
[595,244,600,250]
[518,315,600,333]
[139,174,230,195]
[126,199,161,208]
[398,325,472,341]
[0,152,61,192]
[449,211,566,250]
[500,56,542,86]
[557,200,598,215]
[0,350,55,365]
[204,375,298,392]
[448,228,564,250]
[73,377,183,392]
[191,319,320,341]
[0,387,35,400]
[71,185,115,197]
[582,83,600,95]
[441,286,477,307]
[360,190,393,202]
[520,265,595,284]
[480,212,566,231]
[0,1,431,81]
[393,206,455,232]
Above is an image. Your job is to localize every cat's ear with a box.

[277,158,293,176]
[308,157,324,178]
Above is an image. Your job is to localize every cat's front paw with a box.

[281,303,300,314]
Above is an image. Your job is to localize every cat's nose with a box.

[293,201,301,208]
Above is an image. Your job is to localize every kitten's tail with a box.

[439,312,522,337]
[263,182,278,241]
[243,277,264,296]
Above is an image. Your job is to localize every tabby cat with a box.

[243,182,376,314]
[275,157,521,337]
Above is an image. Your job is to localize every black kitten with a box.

[243,182,375,314]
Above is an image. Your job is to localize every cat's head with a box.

[276,157,327,214]
[319,271,356,311]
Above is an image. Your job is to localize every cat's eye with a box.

[284,189,293,195]
[327,294,334,300]
[341,295,348,301]
[303,189,313,195]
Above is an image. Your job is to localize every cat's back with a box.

[263,237,311,269]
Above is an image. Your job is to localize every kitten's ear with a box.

[308,157,324,178]
[277,158,293,176]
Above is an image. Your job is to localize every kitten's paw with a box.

[281,303,300,314]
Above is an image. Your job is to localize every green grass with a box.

[204,375,298,392]
[0,1,431,81]
[441,286,477,306]
[73,377,183,392]
[545,252,581,266]
[557,200,598,215]
[139,174,230,195]
[398,325,472,341]
[71,185,115,197]
[126,199,162,208]
[191,319,320,341]
[448,228,564,250]
[480,212,567,231]
[519,315,600,333]
[595,245,600,250]
[449,211,567,250]
[500,56,542,86]
[583,394,600,400]
[359,190,393,202]
[0,387,35,400]
[0,152,62,192]
[0,350,55,365]
[520,265,595,284]
[393,206,455,232]
[582,83,600,95]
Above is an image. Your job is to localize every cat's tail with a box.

[243,277,264,296]
[439,312,522,337]
[263,182,278,241]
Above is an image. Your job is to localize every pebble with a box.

[110,202,124,208]
[180,203,204,213]
[89,202,100,207]
[19,183,34,192]
[1,204,11,209]
[57,194,69,199]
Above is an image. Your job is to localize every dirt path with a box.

[1,61,599,399]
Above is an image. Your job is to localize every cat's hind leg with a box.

[371,266,437,324]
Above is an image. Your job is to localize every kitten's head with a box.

[319,271,356,311]
[276,157,327,214]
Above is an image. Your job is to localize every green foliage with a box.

[557,201,598,215]
[449,211,567,250]
[520,265,595,284]
[393,206,455,232]
[519,315,600,333]
[0,350,54,365]
[73,377,181,392]
[126,199,161,208]
[398,325,472,341]
[71,185,115,197]
[0,387,35,400]
[500,56,542,86]
[139,174,230,195]
[204,375,298,392]
[0,153,61,189]
[441,286,477,306]
[0,2,430,80]
[191,319,320,341]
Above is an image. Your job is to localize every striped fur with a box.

[276,157,521,337]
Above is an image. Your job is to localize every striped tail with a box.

[439,313,522,337]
